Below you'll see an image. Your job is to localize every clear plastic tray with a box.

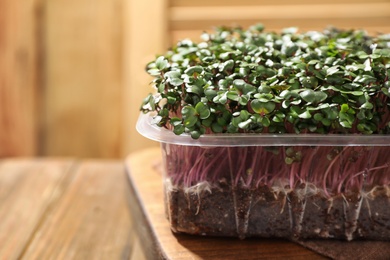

[136,112,390,241]
[136,112,390,147]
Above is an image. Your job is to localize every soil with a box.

[164,181,390,241]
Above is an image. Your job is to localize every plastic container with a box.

[137,112,390,241]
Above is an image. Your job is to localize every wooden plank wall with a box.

[1,0,390,158]
[42,0,123,158]
[0,0,40,157]
[123,0,168,155]
[0,0,124,158]
[170,0,390,42]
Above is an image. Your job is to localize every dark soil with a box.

[165,182,390,241]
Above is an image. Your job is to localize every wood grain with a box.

[0,159,75,259]
[123,0,168,155]
[126,148,326,259]
[43,0,123,158]
[171,0,390,7]
[171,3,390,22]
[169,3,390,34]
[0,0,40,157]
[22,160,134,259]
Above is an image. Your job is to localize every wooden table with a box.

[126,148,327,260]
[0,151,326,260]
[0,158,142,260]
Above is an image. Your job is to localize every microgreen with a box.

[141,24,390,138]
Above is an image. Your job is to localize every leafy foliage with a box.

[141,24,390,138]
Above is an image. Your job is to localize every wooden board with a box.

[171,0,390,6]
[0,159,75,259]
[0,0,40,157]
[22,161,133,259]
[169,2,390,34]
[125,148,326,259]
[123,0,168,155]
[43,0,123,158]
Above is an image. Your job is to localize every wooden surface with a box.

[0,0,40,157]
[123,0,168,155]
[0,158,142,260]
[43,0,123,158]
[126,148,327,260]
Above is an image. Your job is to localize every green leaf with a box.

[181,106,196,117]
[170,117,182,126]
[298,110,312,119]
[239,110,250,120]
[381,87,390,97]
[233,79,246,88]
[253,93,273,102]
[147,68,161,76]
[205,89,217,100]
[157,83,165,92]
[219,59,235,72]
[340,120,352,128]
[321,118,331,126]
[313,70,326,80]
[238,119,252,129]
[218,78,233,89]
[184,117,197,128]
[184,66,203,75]
[300,89,327,103]
[300,89,316,103]
[313,113,323,121]
[360,102,373,109]
[251,100,275,114]
[164,71,184,86]
[321,86,363,96]
[339,111,354,128]
[279,90,291,99]
[155,56,168,70]
[190,131,201,139]
[186,84,203,95]
[300,76,318,88]
[217,116,227,126]
[363,58,372,71]
[169,78,184,86]
[238,95,249,105]
[354,74,377,85]
[340,103,349,113]
[213,92,228,104]
[227,91,240,101]
[284,45,299,57]
[282,100,290,109]
[326,75,345,85]
[357,122,376,134]
[261,116,271,126]
[285,157,294,165]
[272,112,285,123]
[173,124,185,135]
[195,102,211,119]
[326,66,340,76]
[151,115,162,125]
[211,122,224,133]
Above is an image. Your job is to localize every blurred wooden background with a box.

[1,0,390,158]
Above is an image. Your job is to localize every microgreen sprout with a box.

[141,24,390,137]
[140,24,390,196]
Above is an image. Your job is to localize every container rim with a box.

[136,112,390,147]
